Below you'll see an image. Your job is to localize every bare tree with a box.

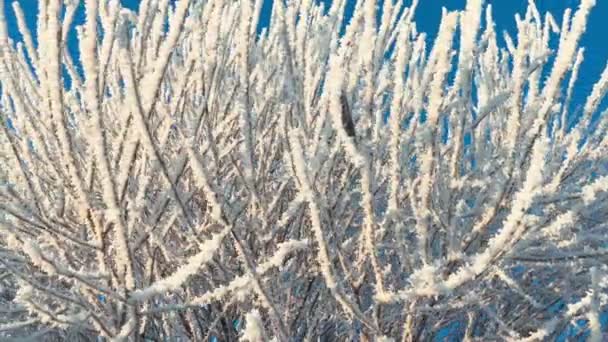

[1,0,608,340]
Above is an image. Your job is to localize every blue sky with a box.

[6,0,607,113]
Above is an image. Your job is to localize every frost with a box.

[0,0,607,340]
[131,226,230,301]
[240,310,265,342]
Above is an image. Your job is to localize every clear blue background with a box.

[6,0,607,112]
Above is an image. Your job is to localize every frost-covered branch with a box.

[1,0,607,340]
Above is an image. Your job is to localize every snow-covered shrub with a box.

[1,0,608,340]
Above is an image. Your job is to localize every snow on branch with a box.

[0,0,607,340]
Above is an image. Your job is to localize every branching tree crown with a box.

[1,0,608,340]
